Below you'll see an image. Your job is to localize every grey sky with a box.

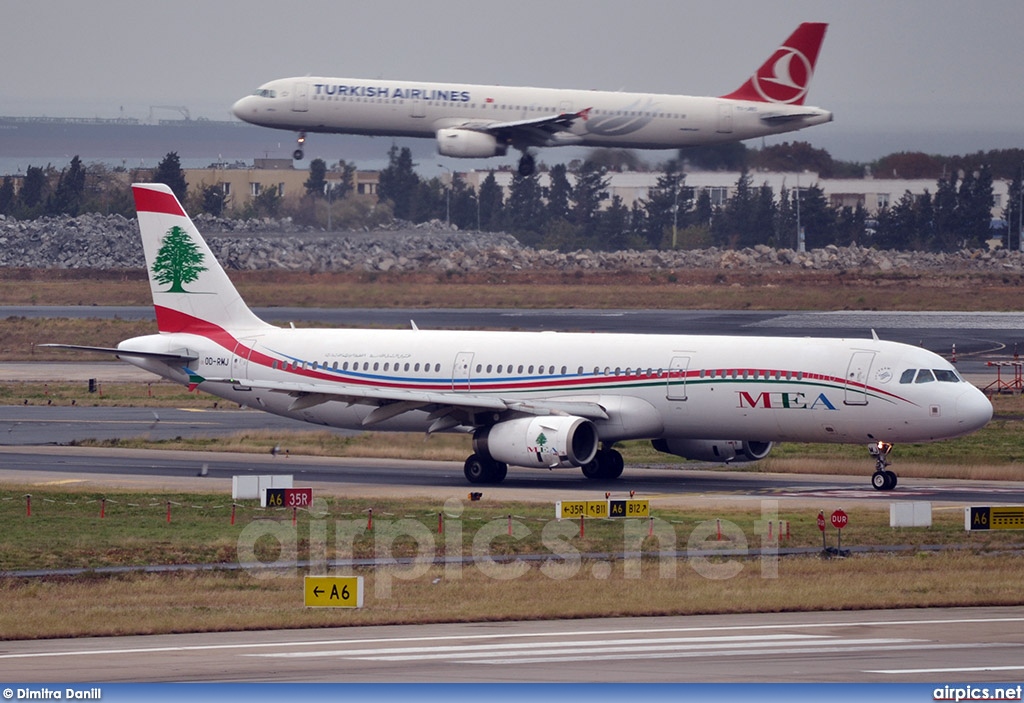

[2,0,1022,161]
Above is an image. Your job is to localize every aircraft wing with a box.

[459,108,591,143]
[195,376,609,430]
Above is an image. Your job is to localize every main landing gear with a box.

[581,446,625,480]
[293,131,307,161]
[868,441,898,491]
[517,151,536,177]
[464,453,508,484]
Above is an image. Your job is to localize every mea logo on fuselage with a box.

[737,391,837,411]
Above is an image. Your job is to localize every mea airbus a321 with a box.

[232,22,834,175]
[46,184,993,490]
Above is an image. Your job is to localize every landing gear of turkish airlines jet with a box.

[517,152,536,177]
[464,453,508,484]
[581,446,625,480]
[293,132,307,161]
[868,441,898,490]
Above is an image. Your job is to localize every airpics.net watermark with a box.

[235,498,783,596]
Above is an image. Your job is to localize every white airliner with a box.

[46,184,993,490]
[232,23,834,175]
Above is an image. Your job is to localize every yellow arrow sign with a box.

[304,576,364,608]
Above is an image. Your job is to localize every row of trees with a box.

[365,145,1007,252]
[0,153,188,219]
[2,146,1019,254]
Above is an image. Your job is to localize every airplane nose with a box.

[231,97,254,122]
[956,386,993,433]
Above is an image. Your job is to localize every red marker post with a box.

[817,510,826,550]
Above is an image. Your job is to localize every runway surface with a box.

[2,442,1023,507]
[2,607,1022,682]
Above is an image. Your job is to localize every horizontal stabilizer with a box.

[38,344,197,362]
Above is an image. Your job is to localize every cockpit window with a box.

[899,368,963,384]
[253,89,276,98]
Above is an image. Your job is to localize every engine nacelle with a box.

[475,416,598,469]
[436,128,508,158]
[652,438,773,464]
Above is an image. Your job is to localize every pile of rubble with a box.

[1,212,1021,274]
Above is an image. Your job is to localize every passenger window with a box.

[899,369,916,384]
[915,369,935,384]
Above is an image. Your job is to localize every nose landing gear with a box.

[868,441,898,490]
[293,132,307,161]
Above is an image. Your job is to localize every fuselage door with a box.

[844,351,875,406]
[453,351,474,392]
[716,103,733,133]
[292,82,309,112]
[232,338,257,387]
[410,100,426,118]
[667,355,691,401]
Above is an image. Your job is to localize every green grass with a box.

[3,485,1024,639]
[3,487,1022,574]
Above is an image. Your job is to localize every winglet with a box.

[720,22,828,105]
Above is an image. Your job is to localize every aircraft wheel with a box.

[871,471,889,491]
[464,454,506,484]
[885,470,898,489]
[293,149,304,160]
[464,454,489,483]
[603,449,625,479]
[517,154,535,177]
[581,459,603,479]
[581,449,624,480]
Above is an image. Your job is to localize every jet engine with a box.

[436,128,508,158]
[651,438,773,464]
[475,416,598,469]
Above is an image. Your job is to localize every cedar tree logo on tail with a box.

[151,226,207,293]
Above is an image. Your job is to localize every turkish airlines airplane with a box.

[46,184,993,491]
[232,23,833,175]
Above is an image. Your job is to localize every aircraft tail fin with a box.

[132,183,272,335]
[720,22,828,106]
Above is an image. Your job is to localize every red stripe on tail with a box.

[133,185,186,217]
